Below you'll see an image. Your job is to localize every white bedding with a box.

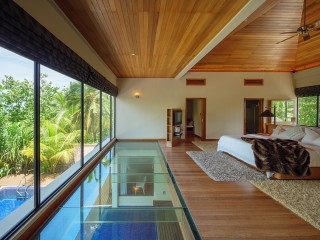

[217,134,320,168]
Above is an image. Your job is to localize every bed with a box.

[217,130,320,179]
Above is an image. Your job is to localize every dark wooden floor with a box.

[159,141,320,240]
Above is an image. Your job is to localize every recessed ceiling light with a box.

[131,53,136,56]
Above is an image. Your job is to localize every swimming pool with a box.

[34,142,197,239]
[0,186,33,221]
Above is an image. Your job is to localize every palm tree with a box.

[21,81,82,174]
[84,85,100,143]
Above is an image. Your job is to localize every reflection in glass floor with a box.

[34,142,196,240]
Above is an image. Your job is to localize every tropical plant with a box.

[0,72,112,177]
[0,76,34,176]
[102,93,111,140]
[84,85,100,143]
[21,120,80,174]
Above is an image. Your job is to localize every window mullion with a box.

[100,91,102,150]
[81,81,84,166]
[317,95,319,127]
[34,62,41,208]
[110,96,113,140]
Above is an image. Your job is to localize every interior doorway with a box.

[244,98,264,134]
[185,98,206,141]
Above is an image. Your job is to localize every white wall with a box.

[293,66,320,88]
[117,72,295,139]
[116,78,185,139]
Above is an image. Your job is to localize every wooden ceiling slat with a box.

[191,0,306,72]
[54,0,249,78]
[54,0,320,76]
[192,0,320,72]
[295,0,320,70]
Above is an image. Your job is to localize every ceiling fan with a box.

[277,0,320,44]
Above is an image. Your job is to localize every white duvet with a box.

[217,134,320,168]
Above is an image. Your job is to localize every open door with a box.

[244,98,264,134]
[185,98,206,141]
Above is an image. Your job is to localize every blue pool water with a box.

[89,208,158,240]
[92,223,157,240]
[0,199,26,221]
[0,187,33,221]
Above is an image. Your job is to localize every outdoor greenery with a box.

[298,96,318,126]
[271,100,294,122]
[0,74,111,177]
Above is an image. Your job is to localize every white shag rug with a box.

[186,151,267,181]
[250,180,320,230]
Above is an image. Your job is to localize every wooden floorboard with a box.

[159,141,320,240]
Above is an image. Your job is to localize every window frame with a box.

[0,45,116,239]
[270,100,295,123]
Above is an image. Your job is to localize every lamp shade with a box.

[260,109,274,117]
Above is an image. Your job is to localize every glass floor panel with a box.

[33,142,196,240]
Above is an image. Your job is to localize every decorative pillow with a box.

[285,125,305,141]
[309,127,320,135]
[301,128,320,145]
[302,128,320,143]
[282,125,295,131]
[271,126,284,137]
[277,131,289,140]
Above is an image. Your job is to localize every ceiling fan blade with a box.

[276,34,298,44]
[280,31,298,34]
[303,0,307,26]
[307,19,320,31]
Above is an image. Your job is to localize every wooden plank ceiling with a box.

[54,0,249,78]
[296,0,320,70]
[191,0,320,72]
[55,0,320,77]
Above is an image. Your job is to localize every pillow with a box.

[285,125,305,141]
[271,126,284,137]
[282,125,295,131]
[309,127,320,135]
[301,128,320,145]
[277,131,289,140]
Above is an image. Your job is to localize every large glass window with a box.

[298,96,318,126]
[0,46,115,239]
[84,85,101,162]
[102,92,111,146]
[40,65,82,201]
[271,100,294,123]
[0,47,34,236]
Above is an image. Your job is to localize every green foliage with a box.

[102,93,111,140]
[272,100,294,122]
[0,76,34,176]
[298,96,318,126]
[84,85,101,143]
[0,73,111,177]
